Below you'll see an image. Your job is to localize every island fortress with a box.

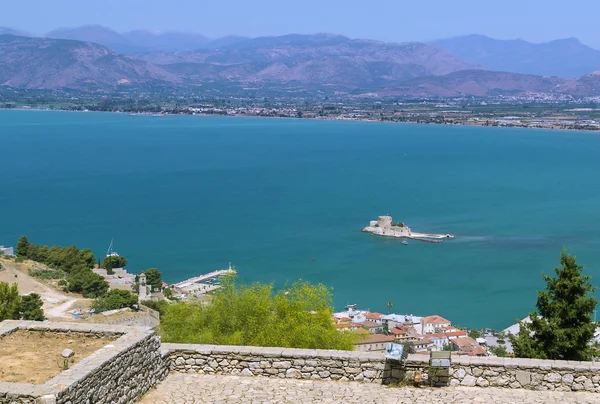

[362,216,454,242]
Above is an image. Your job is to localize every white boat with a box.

[402,240,408,245]
[106,239,119,257]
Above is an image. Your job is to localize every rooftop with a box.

[355,334,395,345]
[422,315,451,324]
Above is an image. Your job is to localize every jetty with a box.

[362,216,454,242]
[171,265,236,296]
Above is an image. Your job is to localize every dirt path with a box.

[0,258,84,319]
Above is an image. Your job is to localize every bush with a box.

[490,345,508,357]
[141,300,169,316]
[92,289,138,312]
[29,268,66,279]
[67,268,109,298]
[159,276,358,350]
[20,293,45,321]
[102,255,128,269]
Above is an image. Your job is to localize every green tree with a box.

[105,259,114,276]
[0,282,21,321]
[468,329,482,339]
[102,255,127,270]
[159,276,357,350]
[67,268,109,298]
[141,300,169,316]
[92,289,138,312]
[510,251,597,361]
[16,236,30,257]
[20,293,45,321]
[490,345,508,357]
[145,268,162,291]
[163,287,173,299]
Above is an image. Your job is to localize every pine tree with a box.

[510,251,597,360]
[20,293,45,321]
[0,282,21,321]
[16,235,30,257]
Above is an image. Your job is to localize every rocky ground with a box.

[0,257,84,319]
[140,373,600,403]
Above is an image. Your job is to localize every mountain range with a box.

[46,25,249,53]
[0,35,178,89]
[1,26,600,97]
[431,34,600,78]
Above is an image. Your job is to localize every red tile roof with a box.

[451,337,478,348]
[356,334,395,345]
[444,331,468,338]
[459,346,487,356]
[422,315,451,324]
[366,312,384,320]
[360,321,383,329]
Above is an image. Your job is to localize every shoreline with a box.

[1,106,599,134]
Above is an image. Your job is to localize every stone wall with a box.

[163,344,600,393]
[3,320,600,403]
[0,321,168,404]
[163,344,386,383]
[446,355,600,392]
[102,306,160,328]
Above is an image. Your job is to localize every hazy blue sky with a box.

[3,0,600,47]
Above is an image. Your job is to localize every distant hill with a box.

[123,30,210,52]
[0,35,180,89]
[46,25,145,54]
[140,33,482,89]
[4,31,600,97]
[0,27,30,37]
[431,35,600,78]
[45,25,249,53]
[381,70,569,97]
[563,71,600,97]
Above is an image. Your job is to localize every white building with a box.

[381,314,422,331]
[0,245,14,256]
[421,315,451,334]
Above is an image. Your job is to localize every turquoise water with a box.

[2,110,600,330]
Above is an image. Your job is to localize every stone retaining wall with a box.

[445,355,600,392]
[3,320,600,403]
[0,321,168,404]
[162,343,386,383]
[164,344,600,393]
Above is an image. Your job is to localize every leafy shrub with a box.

[159,276,358,350]
[92,289,138,312]
[29,268,66,279]
[141,300,169,316]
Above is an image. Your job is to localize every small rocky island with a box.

[362,216,454,243]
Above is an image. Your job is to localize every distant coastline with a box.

[2,106,599,133]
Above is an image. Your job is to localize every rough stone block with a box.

[515,370,531,386]
[461,375,476,387]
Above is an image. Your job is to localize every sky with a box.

[2,0,600,47]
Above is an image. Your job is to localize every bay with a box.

[2,110,600,330]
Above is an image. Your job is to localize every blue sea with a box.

[2,110,600,330]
